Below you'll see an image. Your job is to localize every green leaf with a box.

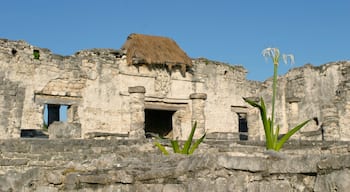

[171,140,181,153]
[181,121,197,154]
[275,119,311,151]
[243,97,260,108]
[188,133,206,154]
[243,97,274,149]
[154,142,169,155]
[260,98,273,149]
[272,124,280,149]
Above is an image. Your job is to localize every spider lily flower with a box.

[262,48,295,66]
[244,47,310,151]
[262,48,280,65]
[282,54,295,65]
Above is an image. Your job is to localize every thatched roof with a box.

[121,33,192,72]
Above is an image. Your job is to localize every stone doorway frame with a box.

[145,101,188,140]
[231,106,249,140]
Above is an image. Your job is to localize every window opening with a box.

[144,109,175,138]
[11,48,17,56]
[44,104,68,127]
[238,113,248,140]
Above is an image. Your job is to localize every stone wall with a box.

[0,38,349,141]
[250,62,350,141]
[0,39,200,140]
[0,74,25,139]
[0,139,349,191]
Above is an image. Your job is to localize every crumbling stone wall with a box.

[193,59,249,134]
[0,38,349,141]
[0,139,349,191]
[0,74,24,138]
[0,39,200,140]
[249,62,350,141]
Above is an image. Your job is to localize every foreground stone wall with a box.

[0,139,349,192]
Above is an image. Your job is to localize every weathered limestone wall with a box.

[0,139,349,191]
[193,59,249,134]
[336,63,350,141]
[0,75,25,139]
[250,62,350,141]
[0,38,349,141]
[0,39,198,140]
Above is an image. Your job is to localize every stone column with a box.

[321,104,340,141]
[190,93,207,138]
[128,86,146,139]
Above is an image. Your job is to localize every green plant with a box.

[244,48,311,151]
[154,121,206,155]
[33,50,40,59]
[42,122,48,131]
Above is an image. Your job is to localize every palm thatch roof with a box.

[121,33,192,73]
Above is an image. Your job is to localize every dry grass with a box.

[121,33,192,73]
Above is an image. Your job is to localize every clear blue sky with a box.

[1,1,349,81]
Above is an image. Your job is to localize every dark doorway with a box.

[238,113,248,140]
[144,109,175,138]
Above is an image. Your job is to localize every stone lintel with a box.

[145,102,187,111]
[35,94,81,105]
[128,86,146,94]
[231,106,248,113]
[286,97,301,103]
[190,93,207,100]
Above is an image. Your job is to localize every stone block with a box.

[267,154,320,174]
[314,169,350,192]
[48,122,81,139]
[128,86,146,93]
[217,155,266,172]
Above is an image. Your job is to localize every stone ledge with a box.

[0,158,29,166]
[85,132,129,139]
[0,139,349,191]
[128,86,146,93]
[189,93,207,100]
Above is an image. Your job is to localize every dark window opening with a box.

[44,104,68,127]
[144,109,175,138]
[11,48,17,56]
[238,113,248,140]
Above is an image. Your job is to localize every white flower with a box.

[282,54,295,65]
[262,47,294,65]
[262,48,280,65]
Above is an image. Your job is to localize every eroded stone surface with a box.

[0,139,349,191]
[0,38,349,141]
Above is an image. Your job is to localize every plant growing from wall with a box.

[244,48,311,151]
[42,122,48,131]
[33,50,40,60]
[154,121,206,155]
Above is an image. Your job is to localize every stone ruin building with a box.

[0,33,349,141]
